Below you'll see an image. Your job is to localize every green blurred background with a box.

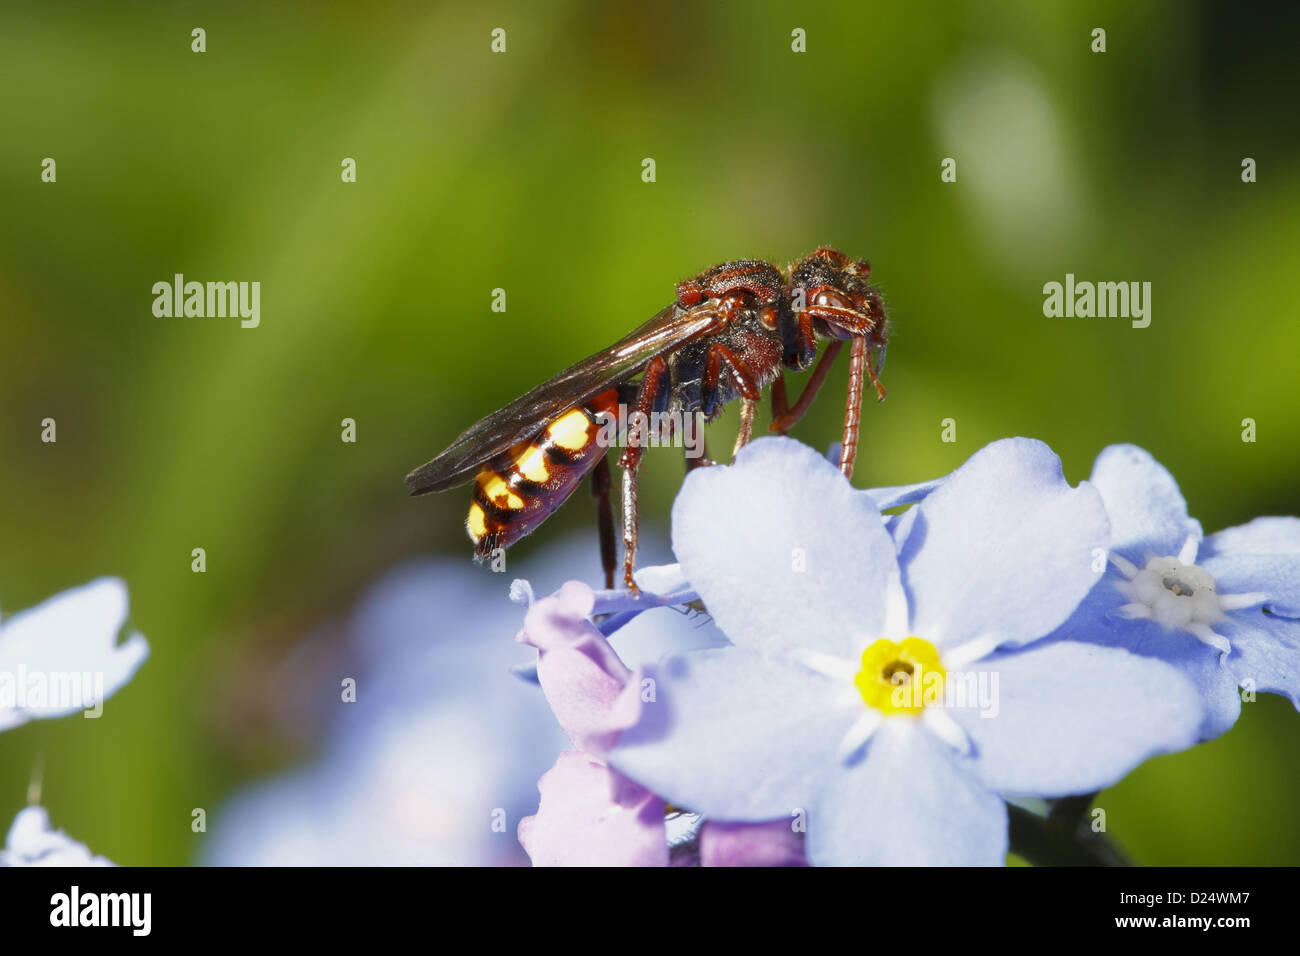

[1,0,1297,865]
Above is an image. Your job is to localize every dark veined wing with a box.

[404,300,724,494]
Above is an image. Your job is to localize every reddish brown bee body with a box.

[405,247,889,590]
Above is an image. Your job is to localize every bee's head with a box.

[788,247,885,345]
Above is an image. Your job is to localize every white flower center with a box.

[1127,556,1222,629]
[1110,534,1268,657]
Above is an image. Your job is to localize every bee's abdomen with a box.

[467,389,619,558]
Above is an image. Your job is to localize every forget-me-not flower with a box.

[1042,444,1300,738]
[599,437,1204,865]
[202,540,657,866]
[0,806,115,867]
[0,578,148,731]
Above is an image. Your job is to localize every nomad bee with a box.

[405,247,888,591]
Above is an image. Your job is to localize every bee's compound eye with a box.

[812,288,852,310]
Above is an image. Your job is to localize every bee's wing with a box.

[404,301,723,494]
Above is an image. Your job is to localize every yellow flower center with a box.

[854,637,947,715]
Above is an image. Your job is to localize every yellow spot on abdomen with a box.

[513,443,550,483]
[467,502,489,540]
[477,471,524,510]
[546,408,593,452]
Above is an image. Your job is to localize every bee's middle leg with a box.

[770,339,844,433]
[619,357,671,592]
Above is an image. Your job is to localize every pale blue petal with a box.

[0,578,148,729]
[1046,570,1242,739]
[1200,517,1300,618]
[590,562,702,636]
[807,719,1007,866]
[887,502,922,551]
[607,603,731,671]
[952,641,1204,795]
[861,476,947,511]
[591,563,699,616]
[671,437,904,658]
[1089,444,1202,561]
[1202,515,1300,554]
[609,646,853,819]
[0,806,115,867]
[901,438,1109,651]
[1223,613,1300,712]
[1203,555,1300,619]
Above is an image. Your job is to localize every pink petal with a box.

[699,819,808,867]
[518,581,639,755]
[518,750,667,867]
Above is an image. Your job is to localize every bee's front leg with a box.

[799,293,886,480]
[839,335,866,479]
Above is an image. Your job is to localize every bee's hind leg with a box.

[591,454,616,590]
[619,357,671,593]
[684,411,713,471]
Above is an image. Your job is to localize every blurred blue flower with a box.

[604,437,1204,865]
[1043,444,1300,738]
[0,578,148,731]
[0,806,114,866]
[202,534,713,866]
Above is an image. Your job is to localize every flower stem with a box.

[1007,792,1130,866]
